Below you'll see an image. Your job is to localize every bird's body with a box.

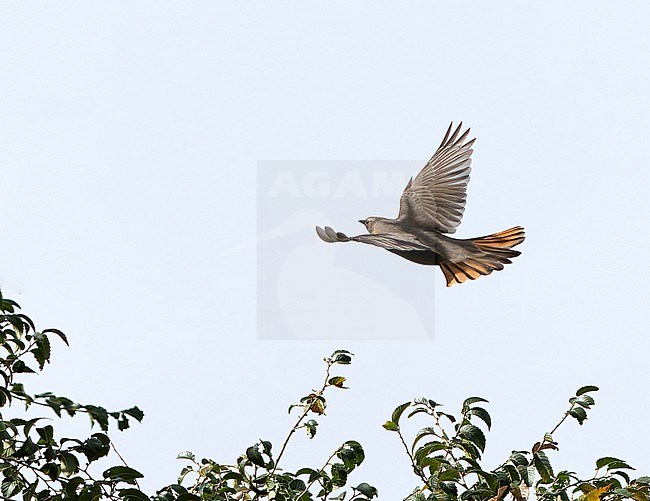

[316,123,525,286]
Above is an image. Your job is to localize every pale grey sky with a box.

[1,2,650,499]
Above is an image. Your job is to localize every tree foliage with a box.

[384,390,650,501]
[0,290,145,500]
[1,289,648,500]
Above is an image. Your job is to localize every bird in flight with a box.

[316,123,525,286]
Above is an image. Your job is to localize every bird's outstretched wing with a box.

[398,122,474,233]
[316,226,429,251]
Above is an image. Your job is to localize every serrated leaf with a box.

[573,395,595,409]
[509,452,530,466]
[332,353,353,365]
[412,427,440,450]
[533,451,554,483]
[468,407,492,429]
[463,397,489,409]
[459,424,486,452]
[581,485,611,501]
[413,442,447,465]
[391,402,411,426]
[42,328,69,346]
[606,460,634,471]
[612,470,631,484]
[438,469,460,482]
[407,408,429,419]
[31,333,51,370]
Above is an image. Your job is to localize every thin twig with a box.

[295,446,340,499]
[111,442,141,489]
[398,428,429,486]
[272,358,333,473]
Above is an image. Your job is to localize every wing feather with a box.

[315,226,429,251]
[399,122,474,233]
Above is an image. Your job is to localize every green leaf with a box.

[177,451,196,461]
[1,479,22,498]
[15,437,39,457]
[412,427,439,450]
[331,463,348,487]
[467,407,492,429]
[103,466,144,484]
[438,469,460,482]
[382,421,399,432]
[502,464,521,482]
[533,451,554,483]
[576,385,599,396]
[0,387,11,407]
[572,395,595,409]
[612,470,631,484]
[391,402,411,426]
[288,403,303,414]
[602,459,634,471]
[64,476,84,498]
[41,462,60,481]
[509,452,529,466]
[119,488,151,501]
[355,482,378,498]
[36,425,55,445]
[42,328,69,346]
[459,424,486,452]
[175,493,201,501]
[413,442,447,465]
[305,419,319,438]
[330,350,354,365]
[123,407,145,422]
[463,397,488,409]
[407,408,429,419]
[568,407,588,424]
[80,433,111,461]
[596,457,625,469]
[343,440,365,465]
[328,376,348,388]
[84,405,110,431]
[31,333,51,369]
[60,452,80,476]
[261,440,272,455]
[245,446,265,467]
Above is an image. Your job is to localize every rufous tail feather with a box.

[440,226,525,287]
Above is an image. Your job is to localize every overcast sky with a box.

[2,2,650,499]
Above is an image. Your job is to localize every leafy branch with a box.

[160,350,377,501]
[387,386,650,501]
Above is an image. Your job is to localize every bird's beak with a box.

[358,220,365,225]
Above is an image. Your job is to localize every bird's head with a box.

[359,217,378,232]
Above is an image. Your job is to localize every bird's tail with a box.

[439,226,525,287]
